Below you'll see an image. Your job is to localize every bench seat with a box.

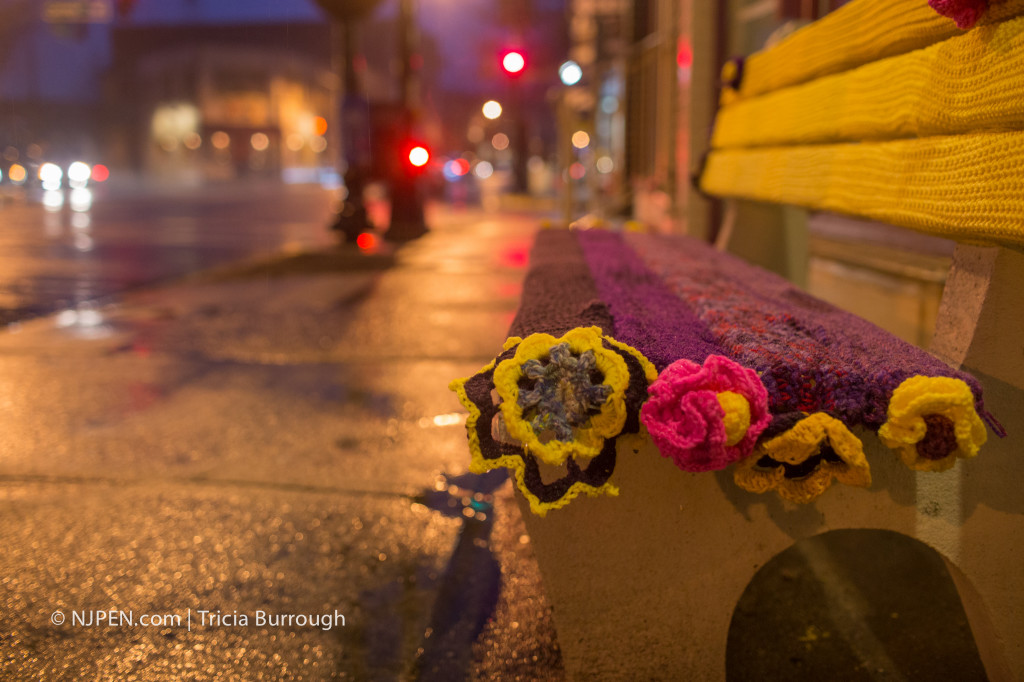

[450,0,1024,677]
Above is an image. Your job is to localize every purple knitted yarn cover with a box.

[449,230,652,515]
[623,231,992,431]
[508,229,613,339]
[575,229,772,471]
[573,229,721,371]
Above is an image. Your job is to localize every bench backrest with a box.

[700,0,1024,249]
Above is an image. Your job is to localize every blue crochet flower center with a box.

[518,343,612,442]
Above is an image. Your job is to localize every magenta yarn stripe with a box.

[574,229,723,371]
[507,229,614,339]
[624,232,988,429]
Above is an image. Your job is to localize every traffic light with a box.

[407,145,429,169]
[400,141,430,176]
[501,50,526,77]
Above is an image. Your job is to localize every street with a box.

[0,181,338,326]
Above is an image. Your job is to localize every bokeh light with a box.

[90,164,109,183]
[474,160,494,179]
[502,51,525,74]
[250,132,270,151]
[211,131,230,150]
[8,163,26,184]
[356,232,378,251]
[482,100,502,120]
[286,133,304,152]
[40,162,63,190]
[67,161,91,188]
[408,146,430,167]
[559,60,582,86]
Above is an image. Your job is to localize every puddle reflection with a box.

[411,469,508,680]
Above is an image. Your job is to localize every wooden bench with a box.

[451,1,1024,678]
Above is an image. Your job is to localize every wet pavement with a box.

[0,180,338,326]
[0,203,565,680]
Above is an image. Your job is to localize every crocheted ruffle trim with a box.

[879,375,987,472]
[452,333,996,514]
[734,412,871,504]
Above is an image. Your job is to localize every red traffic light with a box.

[408,146,429,167]
[501,50,526,76]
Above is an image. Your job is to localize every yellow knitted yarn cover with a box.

[740,0,1024,98]
[714,16,1024,149]
[700,131,1024,248]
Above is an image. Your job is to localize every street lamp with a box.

[559,60,582,86]
[482,100,502,120]
[313,0,381,243]
[315,0,428,242]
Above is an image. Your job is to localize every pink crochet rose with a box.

[640,355,770,472]
[929,0,988,29]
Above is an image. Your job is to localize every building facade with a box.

[106,23,337,184]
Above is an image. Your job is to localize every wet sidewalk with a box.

[0,205,564,680]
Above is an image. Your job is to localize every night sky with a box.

[0,0,538,101]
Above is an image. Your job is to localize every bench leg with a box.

[932,244,1024,390]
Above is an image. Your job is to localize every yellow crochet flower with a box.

[449,330,655,516]
[734,413,871,504]
[492,326,648,466]
[878,376,987,472]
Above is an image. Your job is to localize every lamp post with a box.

[314,0,380,243]
[385,0,429,241]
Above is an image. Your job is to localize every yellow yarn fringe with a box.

[740,0,1024,98]
[700,131,1024,248]
[714,16,1024,150]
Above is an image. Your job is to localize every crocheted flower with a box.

[734,413,871,504]
[493,327,647,466]
[878,376,987,472]
[449,330,656,516]
[640,355,770,472]
[929,0,988,29]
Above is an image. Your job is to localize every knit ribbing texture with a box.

[740,0,1024,98]
[701,131,1024,248]
[714,16,1024,150]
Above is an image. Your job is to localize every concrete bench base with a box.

[515,244,1024,681]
